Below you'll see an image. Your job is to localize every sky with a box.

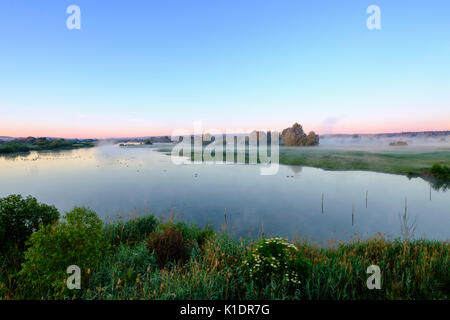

[0,0,449,138]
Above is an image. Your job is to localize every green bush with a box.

[430,163,450,180]
[103,215,159,247]
[18,207,109,299]
[0,143,31,154]
[170,221,214,247]
[0,194,59,270]
[243,237,311,290]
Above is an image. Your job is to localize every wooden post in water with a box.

[366,191,368,208]
[352,204,354,226]
[429,186,432,201]
[405,197,407,216]
[321,193,324,214]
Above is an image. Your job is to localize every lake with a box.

[1,144,449,244]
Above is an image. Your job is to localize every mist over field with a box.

[318,134,450,149]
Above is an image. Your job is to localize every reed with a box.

[352,204,354,226]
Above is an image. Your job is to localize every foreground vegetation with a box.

[1,195,448,300]
[0,137,95,154]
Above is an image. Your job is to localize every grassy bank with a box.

[161,145,450,186]
[1,195,448,300]
[278,147,450,176]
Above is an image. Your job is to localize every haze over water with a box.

[1,144,448,244]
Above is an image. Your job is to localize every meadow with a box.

[278,147,450,177]
[161,144,450,189]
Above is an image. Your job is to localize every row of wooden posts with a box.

[224,185,433,233]
[320,186,432,226]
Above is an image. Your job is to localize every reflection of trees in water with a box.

[0,152,31,160]
[0,149,73,161]
[411,174,449,192]
[288,165,303,174]
[430,180,449,192]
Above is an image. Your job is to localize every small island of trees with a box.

[0,137,96,154]
[281,123,320,146]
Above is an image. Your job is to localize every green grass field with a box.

[278,147,450,176]
[159,144,450,184]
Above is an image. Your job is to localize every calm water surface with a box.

[1,145,449,243]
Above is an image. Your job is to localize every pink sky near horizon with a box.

[2,117,449,139]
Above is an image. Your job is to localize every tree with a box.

[281,123,320,146]
[306,131,320,146]
[0,195,59,260]
[19,207,109,299]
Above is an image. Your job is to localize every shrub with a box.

[146,225,192,268]
[430,163,450,180]
[0,143,30,154]
[0,194,59,270]
[18,207,109,299]
[243,237,311,289]
[103,215,159,247]
[170,221,214,248]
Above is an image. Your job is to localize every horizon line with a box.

[2,129,450,140]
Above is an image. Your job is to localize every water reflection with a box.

[0,145,448,243]
[288,165,303,174]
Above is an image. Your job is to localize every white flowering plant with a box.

[243,237,311,288]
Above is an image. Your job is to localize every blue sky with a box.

[0,0,449,138]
